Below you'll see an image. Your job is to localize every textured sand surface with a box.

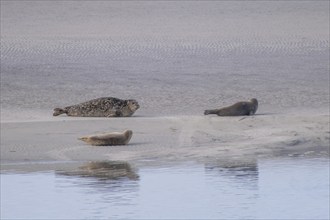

[1,114,329,171]
[1,2,329,170]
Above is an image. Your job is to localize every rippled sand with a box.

[1,2,329,169]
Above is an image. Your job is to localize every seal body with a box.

[53,97,139,117]
[204,98,258,116]
[78,130,133,146]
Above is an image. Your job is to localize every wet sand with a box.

[1,113,329,172]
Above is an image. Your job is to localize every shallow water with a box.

[1,157,329,219]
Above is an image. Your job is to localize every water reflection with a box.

[56,161,139,181]
[205,159,258,178]
[54,161,140,219]
[1,158,329,219]
[205,159,258,190]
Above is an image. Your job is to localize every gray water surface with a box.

[1,157,329,219]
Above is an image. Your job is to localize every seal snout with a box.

[128,99,140,111]
[132,100,140,109]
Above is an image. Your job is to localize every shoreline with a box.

[1,113,329,172]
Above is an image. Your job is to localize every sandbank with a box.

[1,113,329,172]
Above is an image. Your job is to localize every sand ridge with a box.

[1,114,329,171]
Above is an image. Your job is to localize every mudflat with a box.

[1,1,329,171]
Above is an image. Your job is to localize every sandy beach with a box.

[1,1,329,172]
[1,113,329,172]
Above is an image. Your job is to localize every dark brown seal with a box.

[78,130,133,146]
[53,97,139,117]
[204,98,258,116]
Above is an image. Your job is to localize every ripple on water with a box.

[1,157,329,219]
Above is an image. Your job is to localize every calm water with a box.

[1,157,329,219]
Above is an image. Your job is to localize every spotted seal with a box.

[204,98,258,116]
[53,97,139,117]
[78,130,133,146]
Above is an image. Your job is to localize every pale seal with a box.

[204,98,258,116]
[53,97,139,117]
[78,130,133,146]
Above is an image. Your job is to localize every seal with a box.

[204,98,258,116]
[78,130,133,146]
[53,97,139,117]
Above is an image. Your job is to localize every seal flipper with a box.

[53,108,67,116]
[204,109,218,115]
[115,110,123,117]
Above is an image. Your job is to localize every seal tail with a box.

[204,109,217,115]
[78,137,88,141]
[53,108,67,116]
